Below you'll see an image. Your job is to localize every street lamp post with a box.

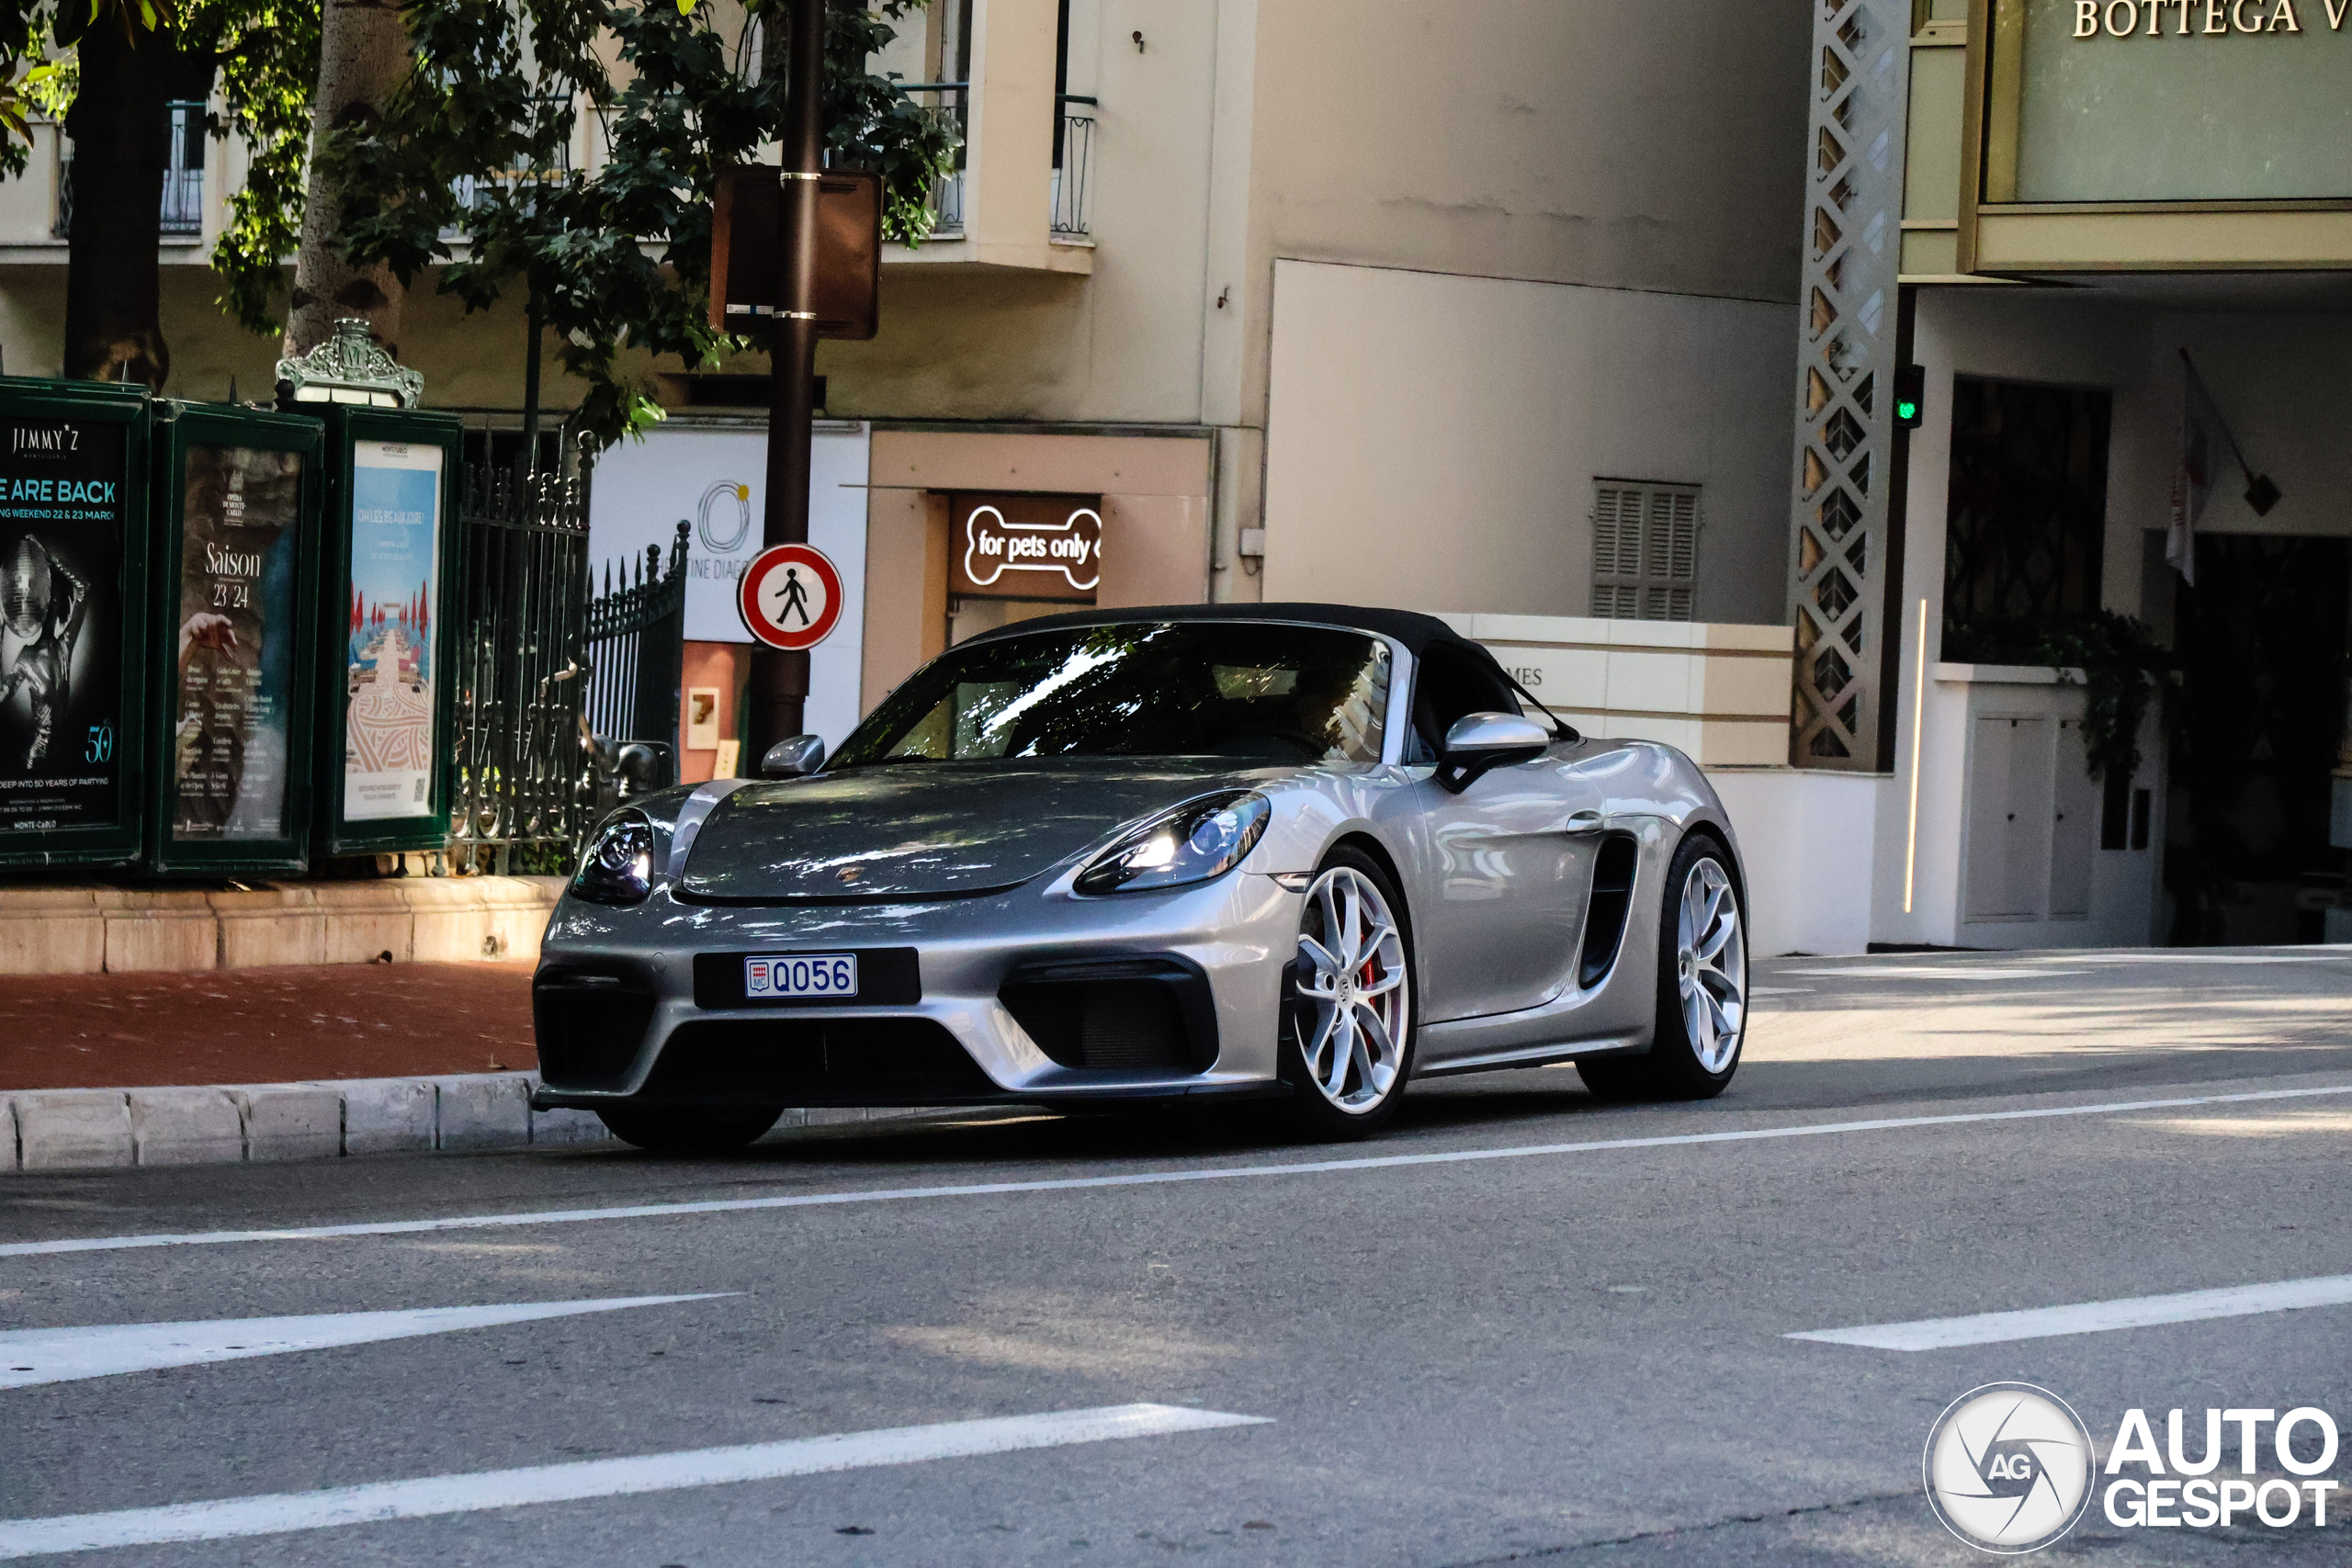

[745,0,826,765]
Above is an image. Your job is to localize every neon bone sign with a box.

[961,504,1103,592]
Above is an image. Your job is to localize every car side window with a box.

[1408,645,1521,761]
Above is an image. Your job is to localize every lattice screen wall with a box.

[1787,0,1909,768]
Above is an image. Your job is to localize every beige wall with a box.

[0,0,1812,433]
[858,428,1213,707]
[1261,259,1795,625]
[1227,0,1813,428]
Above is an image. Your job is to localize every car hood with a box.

[676,757,1270,903]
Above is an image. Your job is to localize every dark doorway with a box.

[1939,376,2112,659]
[2166,535,2352,945]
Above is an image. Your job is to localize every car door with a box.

[1397,645,1602,1028]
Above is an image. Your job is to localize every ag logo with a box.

[1924,1382,2094,1554]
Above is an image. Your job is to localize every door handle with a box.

[1564,810,1605,835]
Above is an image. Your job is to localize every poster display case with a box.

[312,406,461,858]
[0,378,153,871]
[145,403,324,877]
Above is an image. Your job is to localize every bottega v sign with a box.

[2074,0,2348,36]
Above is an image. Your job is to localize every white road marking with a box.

[2068,952,2352,965]
[1788,1274,2352,1351]
[1746,987,1813,997]
[0,1296,725,1390]
[0,1403,1269,1560]
[5,1082,2348,1261]
[1780,966,2070,980]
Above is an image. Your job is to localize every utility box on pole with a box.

[0,377,153,871]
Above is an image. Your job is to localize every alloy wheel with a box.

[1293,865,1411,1113]
[1675,857,1746,1072]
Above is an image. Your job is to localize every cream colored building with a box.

[0,1,1851,932]
[0,1,1814,641]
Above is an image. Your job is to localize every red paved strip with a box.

[0,963,537,1090]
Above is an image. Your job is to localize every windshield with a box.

[831,622,1392,768]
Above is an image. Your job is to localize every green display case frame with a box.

[312,405,463,859]
[144,402,325,878]
[0,378,153,872]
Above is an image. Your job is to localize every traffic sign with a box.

[738,543,843,651]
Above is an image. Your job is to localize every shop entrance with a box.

[2165,535,2352,946]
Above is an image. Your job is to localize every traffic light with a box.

[1894,364,1925,429]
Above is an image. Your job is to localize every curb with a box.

[0,1081,956,1172]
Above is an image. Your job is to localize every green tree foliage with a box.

[323,0,956,449]
[0,0,321,339]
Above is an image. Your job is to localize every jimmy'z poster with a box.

[172,445,304,841]
[342,442,441,822]
[0,417,126,832]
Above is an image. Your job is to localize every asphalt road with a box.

[5,946,2351,1565]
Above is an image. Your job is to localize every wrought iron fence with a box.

[447,460,595,875]
[582,520,690,792]
[1052,95,1096,238]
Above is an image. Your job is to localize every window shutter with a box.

[1589,479,1702,622]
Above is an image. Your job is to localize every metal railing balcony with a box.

[1051,94,1095,239]
[54,101,209,241]
[896,82,967,237]
[441,97,574,241]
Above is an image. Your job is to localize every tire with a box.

[1278,845,1417,1139]
[596,1103,785,1155]
[1577,831,1747,1102]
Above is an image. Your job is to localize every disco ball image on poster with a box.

[0,417,127,833]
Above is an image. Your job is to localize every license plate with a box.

[743,953,858,999]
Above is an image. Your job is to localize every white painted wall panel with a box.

[1261,260,1794,626]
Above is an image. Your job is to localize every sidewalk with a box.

[0,962,939,1172]
[1,962,537,1091]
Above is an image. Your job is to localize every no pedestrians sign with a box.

[738,542,843,651]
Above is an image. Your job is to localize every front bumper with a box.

[531,868,1302,1111]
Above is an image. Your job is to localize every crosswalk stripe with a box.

[0,1296,724,1390]
[5,1081,2350,1261]
[0,1404,1270,1560]
[1788,1274,2352,1351]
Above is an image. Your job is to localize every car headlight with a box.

[573,810,656,905]
[1075,791,1271,896]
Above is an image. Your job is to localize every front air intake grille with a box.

[533,968,658,1090]
[1000,957,1218,1073]
[642,1017,1001,1105]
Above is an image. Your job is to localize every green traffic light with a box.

[1897,400,1918,421]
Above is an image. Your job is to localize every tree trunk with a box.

[283,0,410,360]
[62,25,197,387]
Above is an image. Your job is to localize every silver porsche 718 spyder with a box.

[533,604,1749,1150]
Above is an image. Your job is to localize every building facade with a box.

[1790,0,2352,952]
[6,2,1913,948]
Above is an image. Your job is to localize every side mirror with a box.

[1438,711,1550,794]
[760,735,827,779]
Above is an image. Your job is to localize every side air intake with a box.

[1577,834,1641,989]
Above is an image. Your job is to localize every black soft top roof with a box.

[956,602,1490,661]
